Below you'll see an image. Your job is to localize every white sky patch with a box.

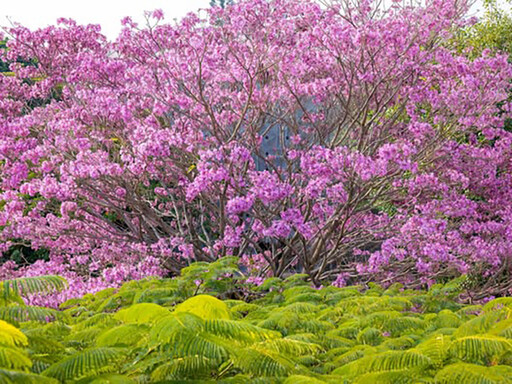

[1,0,211,39]
[0,0,507,40]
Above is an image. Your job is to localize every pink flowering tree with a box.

[0,0,511,300]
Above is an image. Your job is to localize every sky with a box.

[0,0,505,41]
[0,0,211,39]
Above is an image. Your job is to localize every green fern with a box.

[1,276,67,300]
[449,335,512,363]
[231,347,297,377]
[283,375,327,384]
[75,373,137,383]
[0,305,64,324]
[352,368,425,384]
[204,319,279,342]
[0,346,32,370]
[151,356,219,381]
[435,362,512,383]
[114,303,171,324]
[41,347,123,381]
[332,350,432,376]
[0,369,58,384]
[0,320,28,347]
[174,295,231,320]
[95,324,149,347]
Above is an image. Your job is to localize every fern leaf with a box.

[435,362,511,384]
[0,320,28,347]
[26,335,65,355]
[203,319,279,342]
[483,298,512,313]
[414,334,451,366]
[95,324,149,347]
[0,305,63,324]
[332,345,376,366]
[449,335,512,363]
[41,347,122,381]
[73,313,119,331]
[353,368,423,384]
[168,329,231,360]
[114,303,171,324]
[75,373,137,383]
[283,375,327,384]
[333,350,432,376]
[255,338,322,356]
[2,276,67,298]
[0,346,32,370]
[0,369,58,384]
[232,347,296,377]
[382,316,425,336]
[151,356,218,381]
[150,312,204,345]
[454,310,509,337]
[174,295,231,320]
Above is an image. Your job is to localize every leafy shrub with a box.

[0,264,511,382]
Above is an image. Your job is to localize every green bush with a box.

[0,262,511,383]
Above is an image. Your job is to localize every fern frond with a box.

[414,334,451,366]
[280,302,320,314]
[285,292,323,304]
[65,327,105,346]
[114,303,171,324]
[168,329,231,360]
[133,287,181,305]
[353,368,424,384]
[73,313,119,331]
[204,319,279,342]
[0,369,58,384]
[361,310,402,328]
[382,316,425,336]
[483,298,512,313]
[448,335,511,362]
[0,319,28,347]
[41,347,123,381]
[283,375,327,384]
[229,303,261,319]
[150,356,218,381]
[95,324,149,347]
[174,295,231,320]
[95,291,136,313]
[381,335,416,350]
[454,310,509,337]
[23,322,71,339]
[2,276,67,298]
[255,338,321,356]
[75,373,137,383]
[150,313,204,345]
[0,305,63,324]
[0,346,32,370]
[435,362,511,384]
[333,345,376,366]
[232,347,296,377]
[356,327,382,345]
[433,310,463,329]
[26,335,65,354]
[333,350,432,376]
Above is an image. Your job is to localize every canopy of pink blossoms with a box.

[0,0,511,304]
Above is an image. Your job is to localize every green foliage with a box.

[41,347,123,381]
[0,263,512,382]
[174,295,231,320]
[1,275,67,303]
[453,0,512,58]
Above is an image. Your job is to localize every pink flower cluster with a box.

[0,0,511,302]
